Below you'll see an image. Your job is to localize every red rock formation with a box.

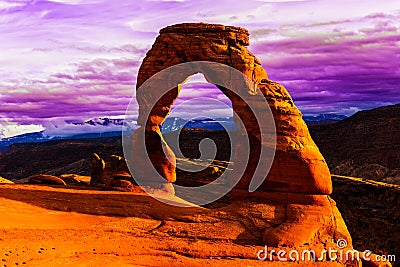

[28,174,67,186]
[132,23,331,195]
[128,23,364,259]
[104,155,132,181]
[90,153,105,187]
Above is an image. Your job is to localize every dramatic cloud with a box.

[0,0,399,136]
[249,10,400,115]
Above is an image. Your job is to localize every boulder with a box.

[59,174,90,186]
[104,155,132,181]
[90,153,105,186]
[28,174,67,186]
[90,153,133,187]
[109,179,136,192]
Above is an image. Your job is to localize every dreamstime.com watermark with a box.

[257,239,396,263]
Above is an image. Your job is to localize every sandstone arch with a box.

[125,23,361,254]
[131,23,332,195]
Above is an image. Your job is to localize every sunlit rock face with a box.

[132,23,332,195]
[122,23,397,264]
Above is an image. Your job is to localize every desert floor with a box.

[0,184,346,267]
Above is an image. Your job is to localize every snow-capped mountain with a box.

[160,114,348,132]
[161,117,237,132]
[0,114,347,152]
[303,114,348,122]
[0,131,50,152]
[71,118,124,127]
[0,118,127,152]
[303,114,348,125]
[42,117,129,137]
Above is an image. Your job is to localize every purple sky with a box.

[0,0,399,137]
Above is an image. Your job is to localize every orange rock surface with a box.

[125,23,354,259]
[0,184,369,266]
[131,23,332,195]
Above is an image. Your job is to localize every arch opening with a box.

[160,73,238,190]
[131,61,270,193]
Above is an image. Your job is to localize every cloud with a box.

[0,56,139,129]
[169,97,233,119]
[0,117,44,138]
[0,0,399,136]
[0,1,25,10]
[257,0,305,2]
[42,118,123,137]
[248,12,400,115]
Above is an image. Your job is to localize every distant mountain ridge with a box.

[0,131,50,152]
[309,104,400,183]
[303,114,348,121]
[303,114,348,126]
[0,114,347,152]
[0,117,125,152]
[71,117,124,127]
[160,117,237,132]
[2,104,399,183]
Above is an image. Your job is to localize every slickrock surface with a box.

[0,184,355,266]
